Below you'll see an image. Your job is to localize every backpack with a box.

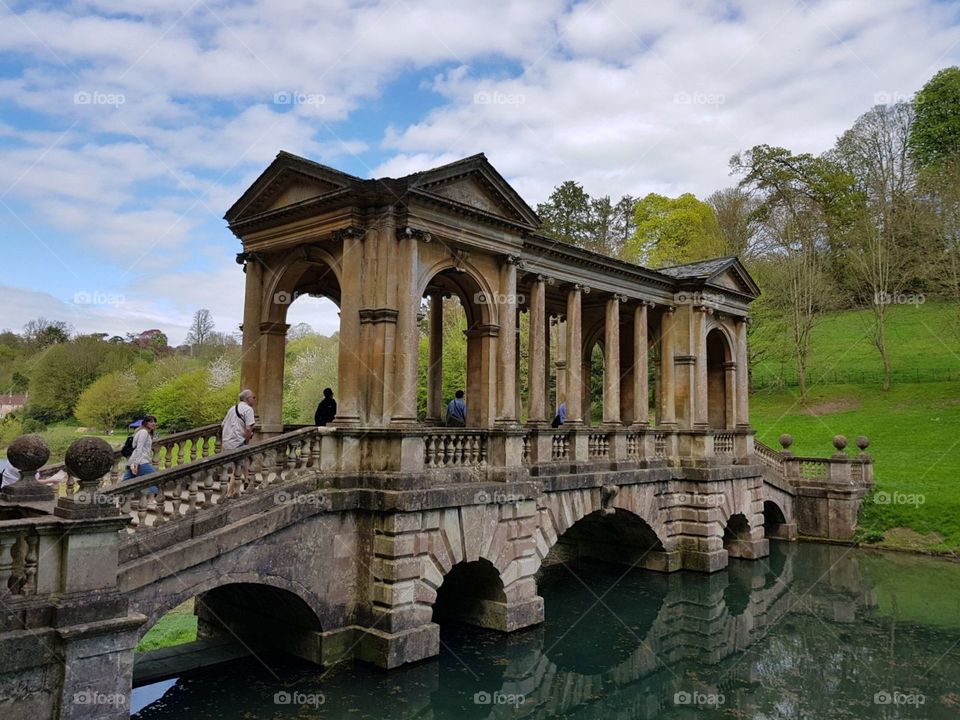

[121,434,136,459]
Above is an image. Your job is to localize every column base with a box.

[356,623,440,669]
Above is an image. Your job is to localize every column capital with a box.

[571,283,591,294]
[611,293,629,303]
[735,314,752,325]
[693,304,714,315]
[502,254,526,268]
[663,304,676,314]
[533,273,555,285]
[258,321,290,336]
[453,248,470,271]
[332,226,366,242]
[396,225,432,242]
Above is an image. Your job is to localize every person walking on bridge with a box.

[222,389,256,496]
[123,415,158,481]
[446,389,466,427]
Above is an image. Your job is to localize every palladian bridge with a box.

[0,152,873,719]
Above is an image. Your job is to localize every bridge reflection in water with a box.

[132,541,960,719]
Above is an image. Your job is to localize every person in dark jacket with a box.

[315,387,337,426]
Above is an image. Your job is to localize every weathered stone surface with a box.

[6,434,50,472]
[64,437,115,482]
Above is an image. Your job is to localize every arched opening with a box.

[433,558,507,629]
[763,500,790,540]
[722,513,752,559]
[260,256,343,431]
[706,328,732,429]
[133,583,324,688]
[420,268,492,428]
[544,509,674,572]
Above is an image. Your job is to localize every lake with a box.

[132,541,960,718]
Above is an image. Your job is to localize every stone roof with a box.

[656,257,738,279]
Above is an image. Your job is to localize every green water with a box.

[131,542,960,718]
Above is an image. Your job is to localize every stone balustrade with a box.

[39,423,222,489]
[99,426,318,533]
[0,518,44,598]
[424,431,488,468]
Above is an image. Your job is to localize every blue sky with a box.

[1,0,958,344]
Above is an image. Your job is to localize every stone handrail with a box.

[713,432,734,455]
[39,423,222,488]
[754,437,873,487]
[0,517,44,598]
[587,433,610,459]
[754,440,785,474]
[424,430,488,468]
[98,426,319,533]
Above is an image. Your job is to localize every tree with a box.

[185,309,215,348]
[625,193,726,267]
[75,371,143,430]
[731,145,854,400]
[27,337,135,422]
[148,369,238,431]
[832,102,923,390]
[288,322,314,341]
[708,187,762,258]
[536,181,593,247]
[909,66,960,170]
[23,318,71,349]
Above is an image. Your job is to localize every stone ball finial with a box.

[832,435,848,452]
[778,434,793,451]
[64,437,114,484]
[856,436,870,451]
[7,434,50,473]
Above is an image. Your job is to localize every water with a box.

[132,542,960,718]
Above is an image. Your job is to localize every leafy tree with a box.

[23,318,71,349]
[27,337,134,422]
[625,193,726,267]
[909,67,960,170]
[708,187,762,258]
[288,322,314,341]
[537,181,593,247]
[75,371,143,430]
[148,369,238,431]
[731,145,854,400]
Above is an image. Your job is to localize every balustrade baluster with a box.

[171,480,183,518]
[425,436,435,467]
[189,438,198,462]
[21,534,38,596]
[188,475,199,511]
[0,535,15,596]
[202,470,214,506]
[137,492,149,527]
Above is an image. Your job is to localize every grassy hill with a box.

[749,300,960,553]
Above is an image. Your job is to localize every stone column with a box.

[735,317,750,428]
[239,257,263,400]
[426,292,444,423]
[724,360,737,429]
[602,295,623,426]
[633,302,650,427]
[693,306,710,428]
[659,307,676,427]
[555,316,566,411]
[544,314,552,414]
[391,227,419,426]
[335,230,363,425]
[496,257,519,425]
[564,286,584,425]
[258,321,289,434]
[527,277,547,425]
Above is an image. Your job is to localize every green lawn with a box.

[136,600,198,653]
[751,382,960,553]
[752,299,960,386]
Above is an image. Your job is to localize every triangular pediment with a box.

[225,152,358,224]
[705,261,760,299]
[409,155,541,228]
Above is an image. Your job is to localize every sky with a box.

[1,0,958,345]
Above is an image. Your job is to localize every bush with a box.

[148,369,239,432]
[75,371,143,431]
[21,418,46,434]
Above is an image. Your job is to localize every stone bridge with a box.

[0,152,873,719]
